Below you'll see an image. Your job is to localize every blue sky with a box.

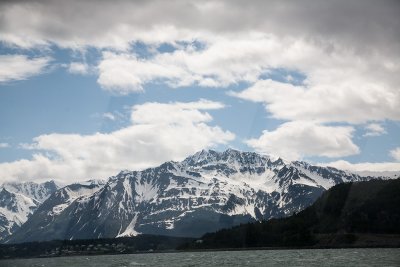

[0,0,399,183]
[0,47,274,159]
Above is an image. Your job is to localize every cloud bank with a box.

[0,100,234,183]
[0,0,399,178]
[246,121,359,160]
[1,0,398,52]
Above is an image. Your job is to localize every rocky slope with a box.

[187,178,400,249]
[7,149,398,243]
[0,181,59,240]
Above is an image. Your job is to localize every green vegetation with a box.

[180,179,400,249]
[0,235,194,259]
[2,179,399,259]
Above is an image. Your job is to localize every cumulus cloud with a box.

[1,1,398,97]
[96,36,400,136]
[0,55,51,82]
[68,62,90,75]
[95,30,399,161]
[97,36,279,92]
[0,99,234,183]
[231,77,400,124]
[246,121,359,160]
[0,0,399,169]
[363,123,387,137]
[1,1,398,125]
[97,52,188,93]
[390,147,400,162]
[230,76,396,158]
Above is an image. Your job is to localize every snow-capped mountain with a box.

[43,179,106,217]
[7,149,398,243]
[1,180,59,203]
[0,181,59,240]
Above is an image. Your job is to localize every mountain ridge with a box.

[183,178,400,249]
[5,149,399,243]
[0,181,60,240]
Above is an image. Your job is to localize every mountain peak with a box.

[76,179,106,186]
[0,187,11,196]
[222,148,242,158]
[0,180,60,204]
[182,149,218,165]
[5,149,397,243]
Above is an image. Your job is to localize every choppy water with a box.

[1,248,399,267]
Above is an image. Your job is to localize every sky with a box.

[0,0,399,184]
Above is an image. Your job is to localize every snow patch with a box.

[135,179,158,202]
[117,213,140,237]
[294,165,335,189]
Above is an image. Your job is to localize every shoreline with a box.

[2,244,400,261]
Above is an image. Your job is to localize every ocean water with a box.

[1,248,399,267]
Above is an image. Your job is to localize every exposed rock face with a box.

[0,181,59,240]
[7,149,395,243]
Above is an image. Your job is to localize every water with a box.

[1,248,399,267]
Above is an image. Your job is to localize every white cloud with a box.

[0,99,234,183]
[231,77,400,124]
[0,1,397,127]
[321,160,400,173]
[97,36,279,92]
[390,147,400,162]
[0,143,9,148]
[0,0,399,175]
[246,121,359,160]
[96,34,400,127]
[68,62,90,75]
[0,55,51,82]
[97,52,187,93]
[1,1,397,115]
[102,112,116,121]
[96,34,398,163]
[363,123,387,137]
[130,99,225,125]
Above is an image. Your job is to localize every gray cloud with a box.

[1,0,399,173]
[0,0,399,55]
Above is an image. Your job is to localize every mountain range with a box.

[0,181,59,240]
[2,149,398,243]
[185,178,400,249]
